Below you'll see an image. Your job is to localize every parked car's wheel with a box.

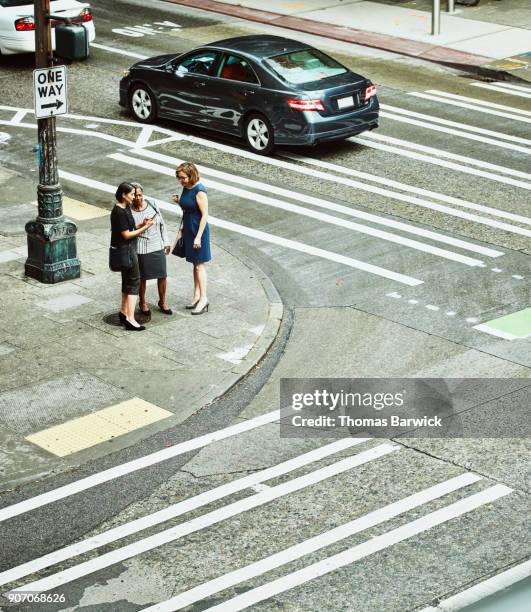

[130,85,157,123]
[244,114,274,155]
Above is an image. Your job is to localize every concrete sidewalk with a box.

[0,166,282,490]
[165,0,531,81]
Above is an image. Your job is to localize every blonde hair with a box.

[176,162,200,185]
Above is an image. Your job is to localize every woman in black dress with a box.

[110,182,154,331]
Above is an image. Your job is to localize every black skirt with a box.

[137,249,167,280]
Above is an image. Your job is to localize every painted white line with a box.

[356,131,531,182]
[471,82,531,99]
[419,558,531,611]
[380,111,531,156]
[387,292,402,299]
[90,42,148,59]
[135,126,155,147]
[446,311,456,317]
[0,438,368,587]
[15,444,398,593]
[512,274,524,280]
[409,299,419,304]
[60,169,423,287]
[466,317,479,324]
[0,409,285,524]
[424,89,531,117]
[425,305,439,311]
[128,147,506,256]
[410,92,531,124]
[481,82,531,94]
[473,324,518,340]
[284,152,531,226]
[11,109,28,124]
[111,152,487,267]
[492,267,502,272]
[381,103,531,146]
[142,473,482,612]
[203,485,512,612]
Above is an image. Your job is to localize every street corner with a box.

[0,189,283,488]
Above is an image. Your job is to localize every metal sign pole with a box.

[447,0,455,13]
[431,0,441,35]
[26,0,80,283]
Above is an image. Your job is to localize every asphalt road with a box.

[0,0,529,610]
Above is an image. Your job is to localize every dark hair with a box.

[115,182,135,202]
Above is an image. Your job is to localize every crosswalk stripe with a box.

[0,409,285,524]
[355,132,531,182]
[410,92,531,124]
[14,444,399,593]
[481,82,531,94]
[139,473,482,611]
[351,136,531,190]
[0,438,369,587]
[60,169,424,286]
[381,103,531,146]
[283,152,531,227]
[123,147,525,244]
[131,147,507,256]
[111,152,488,267]
[424,89,531,117]
[380,110,531,155]
[202,485,512,612]
[471,82,531,99]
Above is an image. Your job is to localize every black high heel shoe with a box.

[139,305,151,316]
[119,311,127,324]
[158,301,173,315]
[191,302,209,316]
[185,300,199,310]
[123,320,146,331]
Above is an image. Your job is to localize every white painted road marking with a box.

[202,485,512,612]
[0,409,285,523]
[423,89,531,117]
[130,145,506,257]
[111,151,489,266]
[471,82,531,99]
[410,92,531,124]
[141,473,482,612]
[15,445,398,593]
[0,438,369,587]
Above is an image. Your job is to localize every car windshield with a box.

[264,48,347,85]
[0,0,59,5]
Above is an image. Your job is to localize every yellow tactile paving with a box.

[33,197,109,220]
[25,398,172,457]
[62,197,110,220]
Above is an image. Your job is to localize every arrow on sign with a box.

[41,99,64,110]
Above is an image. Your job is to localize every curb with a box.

[163,0,530,83]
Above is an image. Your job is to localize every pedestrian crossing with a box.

[0,415,514,609]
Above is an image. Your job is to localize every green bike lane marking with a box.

[474,307,531,340]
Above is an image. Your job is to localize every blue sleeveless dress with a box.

[179,183,211,264]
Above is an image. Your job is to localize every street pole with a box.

[447,0,455,13]
[431,0,441,35]
[25,0,80,283]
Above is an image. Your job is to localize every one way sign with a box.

[33,65,68,119]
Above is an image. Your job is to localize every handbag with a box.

[172,236,185,258]
[109,244,134,271]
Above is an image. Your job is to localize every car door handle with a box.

[243,89,255,95]
[194,81,206,88]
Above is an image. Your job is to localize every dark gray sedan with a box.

[119,35,379,155]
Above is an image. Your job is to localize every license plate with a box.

[337,95,354,110]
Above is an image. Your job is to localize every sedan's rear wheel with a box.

[130,85,157,123]
[244,114,274,155]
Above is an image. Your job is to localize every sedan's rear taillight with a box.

[287,99,324,112]
[364,84,377,102]
[79,8,93,22]
[15,17,35,31]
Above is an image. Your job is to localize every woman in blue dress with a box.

[172,162,211,315]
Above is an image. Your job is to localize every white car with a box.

[0,0,95,55]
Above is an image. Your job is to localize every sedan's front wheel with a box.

[130,85,157,123]
[244,114,274,155]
